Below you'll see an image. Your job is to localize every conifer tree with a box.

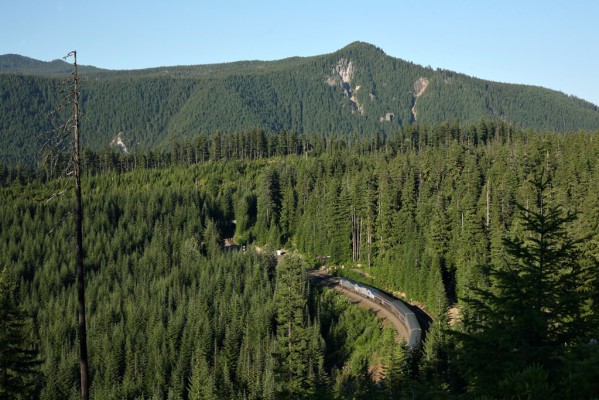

[331,183,352,263]
[458,176,596,396]
[203,219,222,259]
[273,254,319,399]
[256,168,280,243]
[233,190,252,244]
[376,167,399,259]
[279,178,297,245]
[188,353,217,400]
[384,341,416,398]
[0,267,40,399]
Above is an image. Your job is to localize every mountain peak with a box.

[2,43,599,166]
[336,41,386,58]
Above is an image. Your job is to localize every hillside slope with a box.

[2,42,599,165]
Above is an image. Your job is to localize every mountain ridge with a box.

[4,41,595,105]
[1,41,599,165]
[0,53,106,76]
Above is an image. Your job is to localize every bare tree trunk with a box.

[486,179,490,229]
[71,51,89,400]
[367,214,372,268]
[358,216,362,262]
[351,212,356,262]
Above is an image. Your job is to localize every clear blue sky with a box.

[2,0,598,106]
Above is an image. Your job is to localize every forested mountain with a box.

[2,42,599,165]
[3,42,599,398]
[0,54,105,76]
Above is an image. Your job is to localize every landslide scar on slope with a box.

[327,59,365,115]
[410,77,429,123]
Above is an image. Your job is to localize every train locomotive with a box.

[339,278,422,349]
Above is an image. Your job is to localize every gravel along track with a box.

[308,270,411,343]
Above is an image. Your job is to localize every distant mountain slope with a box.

[2,42,599,165]
[0,53,105,76]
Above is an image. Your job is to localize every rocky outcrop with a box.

[414,77,429,97]
[410,77,429,122]
[380,112,395,122]
[327,59,365,115]
[110,131,129,153]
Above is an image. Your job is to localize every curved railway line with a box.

[308,270,429,348]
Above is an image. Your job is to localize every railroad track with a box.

[308,270,425,348]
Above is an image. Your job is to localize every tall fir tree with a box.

[273,254,321,399]
[457,176,597,397]
[0,267,40,399]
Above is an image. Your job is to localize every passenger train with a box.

[339,278,422,349]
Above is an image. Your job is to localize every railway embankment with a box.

[308,269,430,345]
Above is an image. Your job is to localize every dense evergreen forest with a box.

[1,120,598,398]
[3,42,599,165]
[1,159,402,399]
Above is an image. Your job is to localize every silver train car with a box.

[339,278,422,349]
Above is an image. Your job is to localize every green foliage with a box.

[0,267,40,399]
[188,354,217,400]
[273,254,324,399]
[1,120,598,398]
[1,159,424,399]
[456,176,598,397]
[203,219,221,259]
[317,287,396,399]
[496,364,554,400]
[3,42,599,166]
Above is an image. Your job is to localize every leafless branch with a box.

[46,210,72,235]
[45,188,69,204]
[35,63,80,188]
